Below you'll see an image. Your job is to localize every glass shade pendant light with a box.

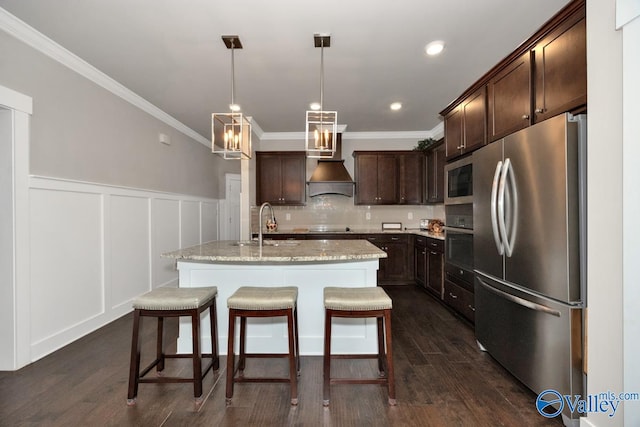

[305,34,337,159]
[212,35,252,160]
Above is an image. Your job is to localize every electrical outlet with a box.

[366,212,371,220]
[285,213,291,221]
[408,212,413,220]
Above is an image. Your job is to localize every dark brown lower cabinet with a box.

[414,236,444,298]
[263,233,413,285]
[426,247,443,297]
[443,280,475,324]
[365,235,411,284]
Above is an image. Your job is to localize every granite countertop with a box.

[162,239,388,263]
[259,228,445,241]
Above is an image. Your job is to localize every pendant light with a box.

[212,35,252,160]
[305,34,337,159]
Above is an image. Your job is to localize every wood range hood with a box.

[307,134,354,197]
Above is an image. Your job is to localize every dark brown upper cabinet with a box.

[398,153,425,205]
[488,52,532,142]
[426,141,445,204]
[354,152,398,205]
[533,10,586,122]
[445,86,487,160]
[256,151,306,206]
[441,0,585,155]
[354,151,426,205]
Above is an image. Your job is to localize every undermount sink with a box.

[230,240,259,246]
[230,240,299,247]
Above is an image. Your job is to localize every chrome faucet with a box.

[258,202,276,247]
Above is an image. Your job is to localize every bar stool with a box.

[126,286,219,406]
[323,286,396,406]
[226,286,300,405]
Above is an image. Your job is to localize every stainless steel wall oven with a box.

[444,203,474,290]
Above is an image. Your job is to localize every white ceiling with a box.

[0,0,572,139]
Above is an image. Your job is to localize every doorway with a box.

[223,173,241,240]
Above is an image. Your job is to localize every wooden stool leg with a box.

[384,309,396,405]
[156,316,165,373]
[376,316,385,376]
[127,310,142,405]
[191,309,203,402]
[225,309,236,402]
[323,309,332,407]
[238,315,247,373]
[287,309,298,405]
[294,307,301,375]
[209,302,219,370]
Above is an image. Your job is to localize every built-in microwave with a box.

[444,155,473,205]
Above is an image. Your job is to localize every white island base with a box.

[176,258,381,356]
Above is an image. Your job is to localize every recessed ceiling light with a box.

[309,102,321,111]
[425,41,445,56]
[390,102,402,111]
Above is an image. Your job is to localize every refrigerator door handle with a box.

[476,276,561,317]
[491,161,505,255]
[497,158,515,257]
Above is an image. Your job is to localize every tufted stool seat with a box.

[323,286,396,406]
[226,286,300,405]
[127,286,219,406]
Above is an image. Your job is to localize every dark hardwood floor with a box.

[0,286,562,426]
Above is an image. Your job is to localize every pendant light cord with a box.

[319,38,324,112]
[230,39,236,108]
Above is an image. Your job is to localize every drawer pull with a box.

[391,237,399,241]
[431,251,438,255]
[468,305,475,312]
[449,292,458,299]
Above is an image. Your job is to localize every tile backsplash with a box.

[251,194,444,233]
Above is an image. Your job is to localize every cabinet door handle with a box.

[468,305,476,312]
[522,114,529,120]
[430,251,438,255]
[535,108,544,114]
[449,292,458,299]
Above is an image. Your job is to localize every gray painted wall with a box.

[0,31,237,198]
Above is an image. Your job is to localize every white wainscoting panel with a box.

[29,188,104,358]
[180,200,200,248]
[201,201,218,243]
[151,198,180,289]
[109,194,150,310]
[21,176,220,366]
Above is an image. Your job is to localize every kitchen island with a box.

[162,239,386,355]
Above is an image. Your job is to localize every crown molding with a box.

[0,7,212,147]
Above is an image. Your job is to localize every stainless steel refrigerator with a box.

[473,113,586,426]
